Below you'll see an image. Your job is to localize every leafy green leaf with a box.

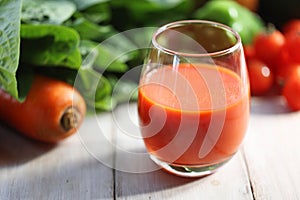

[65,12,114,41]
[0,0,22,100]
[100,32,139,63]
[115,0,188,11]
[20,24,82,69]
[94,95,117,111]
[80,40,128,73]
[74,67,113,111]
[110,0,192,29]
[70,0,110,10]
[81,3,111,24]
[21,0,76,25]
[112,79,138,103]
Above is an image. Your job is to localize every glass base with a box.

[150,155,230,178]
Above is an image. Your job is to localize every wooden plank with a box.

[243,96,300,200]
[114,103,253,200]
[115,152,253,200]
[0,113,115,200]
[112,103,159,174]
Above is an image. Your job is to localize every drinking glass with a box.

[138,20,250,177]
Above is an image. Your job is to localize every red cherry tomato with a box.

[285,32,300,63]
[275,44,297,82]
[282,66,300,111]
[243,45,256,60]
[253,29,285,68]
[276,44,293,69]
[277,62,300,86]
[247,59,275,96]
[282,19,300,35]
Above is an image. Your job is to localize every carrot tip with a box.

[60,107,81,132]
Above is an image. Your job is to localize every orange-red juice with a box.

[138,63,249,165]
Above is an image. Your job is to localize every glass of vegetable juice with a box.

[138,20,250,177]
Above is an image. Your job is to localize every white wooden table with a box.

[0,96,299,200]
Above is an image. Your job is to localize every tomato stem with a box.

[266,23,276,34]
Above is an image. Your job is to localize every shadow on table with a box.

[0,123,56,166]
[113,148,212,197]
[114,167,212,198]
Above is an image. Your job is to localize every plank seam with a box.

[241,147,256,200]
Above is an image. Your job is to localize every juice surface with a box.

[138,63,249,165]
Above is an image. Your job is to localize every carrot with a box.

[0,75,86,143]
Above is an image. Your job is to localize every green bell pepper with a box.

[194,0,264,44]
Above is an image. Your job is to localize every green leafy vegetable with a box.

[115,0,190,11]
[110,0,192,29]
[99,32,139,63]
[65,11,114,41]
[75,67,113,111]
[21,0,76,25]
[0,0,22,100]
[112,79,138,103]
[20,24,81,69]
[80,40,128,72]
[70,0,109,10]
[80,2,111,24]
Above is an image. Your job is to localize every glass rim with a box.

[152,20,242,58]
